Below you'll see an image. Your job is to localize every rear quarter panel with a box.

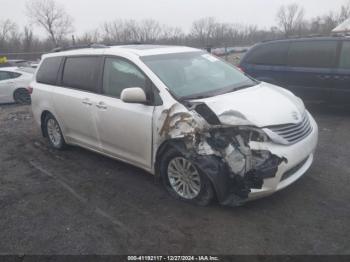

[31,82,61,131]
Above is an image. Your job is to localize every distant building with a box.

[332,18,350,34]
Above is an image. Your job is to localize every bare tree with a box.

[190,17,217,47]
[76,29,101,45]
[9,25,22,51]
[0,19,17,42]
[102,20,124,43]
[138,19,162,42]
[276,3,305,37]
[101,19,164,44]
[121,20,140,42]
[338,1,350,23]
[158,26,184,45]
[22,26,34,51]
[101,19,140,44]
[161,26,183,39]
[4,1,349,59]
[26,0,73,46]
[0,19,19,52]
[305,1,350,35]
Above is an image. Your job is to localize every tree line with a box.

[0,0,349,59]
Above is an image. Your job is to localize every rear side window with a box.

[288,41,337,68]
[339,41,350,69]
[37,57,62,85]
[245,42,289,65]
[62,56,101,93]
[0,71,12,81]
[0,71,21,80]
[10,72,21,78]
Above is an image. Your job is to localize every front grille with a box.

[281,157,309,181]
[268,113,312,144]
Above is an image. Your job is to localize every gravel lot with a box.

[0,104,349,255]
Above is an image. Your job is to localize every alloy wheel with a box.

[167,157,201,199]
[47,119,62,147]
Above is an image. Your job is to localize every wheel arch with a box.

[13,87,28,95]
[40,110,52,137]
[13,87,30,102]
[40,110,69,144]
[155,138,217,206]
[154,138,187,178]
[155,138,232,202]
[40,110,65,135]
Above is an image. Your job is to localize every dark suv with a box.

[239,37,350,104]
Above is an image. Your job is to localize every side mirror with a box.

[121,87,147,104]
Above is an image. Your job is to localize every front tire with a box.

[44,113,66,150]
[160,148,214,206]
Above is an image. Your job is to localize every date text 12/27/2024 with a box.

[127,256,220,261]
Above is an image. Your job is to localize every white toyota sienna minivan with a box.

[31,45,318,206]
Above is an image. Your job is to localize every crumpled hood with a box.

[195,82,306,127]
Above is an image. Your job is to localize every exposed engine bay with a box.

[156,102,286,206]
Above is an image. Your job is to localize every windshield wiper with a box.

[180,82,258,101]
[218,83,257,96]
[231,83,256,92]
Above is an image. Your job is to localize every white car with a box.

[0,67,33,104]
[31,45,318,206]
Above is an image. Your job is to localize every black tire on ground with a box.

[160,147,214,206]
[14,88,31,105]
[44,113,66,150]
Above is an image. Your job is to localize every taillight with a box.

[27,86,33,95]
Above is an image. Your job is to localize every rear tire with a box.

[14,88,31,105]
[44,113,66,150]
[160,147,214,206]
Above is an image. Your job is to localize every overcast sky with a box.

[1,0,347,36]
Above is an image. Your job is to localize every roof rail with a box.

[261,34,332,43]
[51,43,110,53]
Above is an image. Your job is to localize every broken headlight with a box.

[237,127,270,144]
[207,127,269,150]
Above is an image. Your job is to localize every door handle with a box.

[82,99,93,106]
[96,102,107,110]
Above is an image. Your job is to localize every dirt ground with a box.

[0,104,349,255]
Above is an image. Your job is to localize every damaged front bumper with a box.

[156,101,318,207]
[248,115,318,200]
